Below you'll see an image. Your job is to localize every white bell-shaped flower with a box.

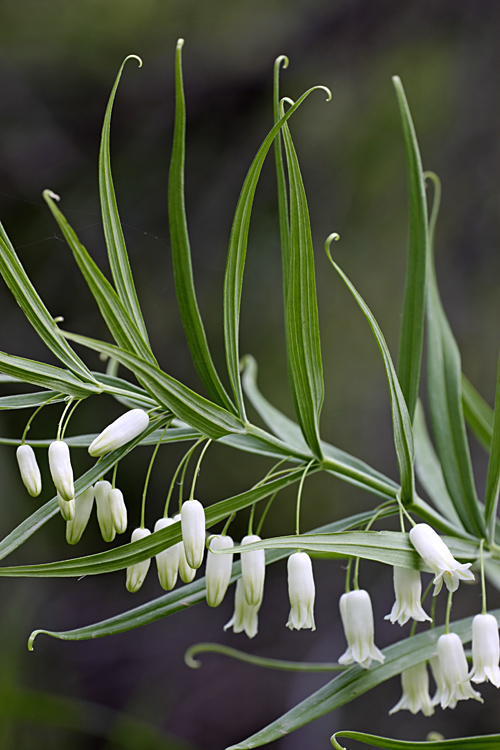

[154,517,180,590]
[206,534,234,607]
[88,408,149,457]
[48,440,74,502]
[389,662,434,716]
[16,445,42,497]
[240,534,265,606]
[435,633,483,709]
[338,589,385,669]
[57,493,75,521]
[286,552,316,631]
[409,523,474,595]
[126,527,152,592]
[181,499,206,569]
[385,567,432,626]
[109,488,127,534]
[66,486,95,545]
[224,578,262,639]
[94,480,115,543]
[470,613,500,687]
[429,654,447,707]
[174,513,196,583]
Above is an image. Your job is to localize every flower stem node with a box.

[286,552,316,631]
[389,662,434,716]
[240,534,265,606]
[48,440,74,502]
[16,445,42,497]
[57,493,75,522]
[154,517,180,590]
[94,480,115,543]
[66,486,95,545]
[435,633,483,708]
[88,408,150,457]
[181,499,206,570]
[224,579,262,639]
[470,613,500,687]
[109,488,127,534]
[385,567,432,626]
[206,535,234,608]
[126,527,152,593]
[338,589,385,669]
[408,523,474,595]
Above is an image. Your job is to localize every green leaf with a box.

[484,354,500,535]
[392,77,428,423]
[223,84,331,419]
[281,101,326,460]
[99,55,151,347]
[273,56,291,296]
[0,351,100,398]
[0,390,64,410]
[325,237,415,505]
[28,510,392,643]
[43,191,156,364]
[424,173,485,537]
[168,39,235,413]
[63,329,244,438]
[462,374,493,450]
[0,222,97,382]
[331,732,500,750]
[226,611,495,749]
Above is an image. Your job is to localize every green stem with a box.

[444,590,453,634]
[222,513,236,537]
[56,399,74,441]
[185,642,345,673]
[480,539,487,615]
[163,439,204,518]
[21,396,58,444]
[345,558,353,594]
[140,424,169,529]
[60,399,83,440]
[188,439,212,501]
[295,460,315,537]
[248,503,256,536]
[111,462,119,490]
[353,557,360,590]
[256,492,278,536]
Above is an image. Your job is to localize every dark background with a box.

[0,0,499,748]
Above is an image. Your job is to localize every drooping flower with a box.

[429,654,447,708]
[338,589,385,669]
[206,534,234,607]
[94,480,115,543]
[469,613,500,687]
[389,662,434,716]
[88,409,150,457]
[175,513,197,583]
[126,527,152,592]
[240,534,265,606]
[385,567,432,626]
[435,632,483,709]
[16,444,42,497]
[109,487,127,534]
[409,523,474,595]
[57,493,75,521]
[224,578,262,639]
[154,517,180,590]
[181,499,206,569]
[48,440,74,502]
[286,552,316,631]
[66,486,95,544]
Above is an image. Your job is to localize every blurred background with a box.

[1,0,500,747]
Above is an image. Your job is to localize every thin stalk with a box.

[444,591,453,634]
[188,439,212,501]
[140,424,169,529]
[295,460,315,536]
[21,395,58,443]
[163,439,204,518]
[480,539,487,615]
[60,398,83,439]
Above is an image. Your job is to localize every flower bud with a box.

[240,534,265,606]
[16,445,42,497]
[126,527,152,592]
[338,589,385,669]
[224,579,261,639]
[286,552,316,631]
[155,517,180,590]
[174,513,196,583]
[88,409,150,457]
[109,488,127,534]
[48,440,74,502]
[94,480,115,543]
[181,499,206,569]
[470,613,500,687]
[66,486,95,545]
[206,535,233,607]
[58,493,75,522]
[409,523,474,595]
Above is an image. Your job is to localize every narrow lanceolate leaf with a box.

[281,104,326,460]
[0,351,100,399]
[462,373,493,450]
[0,390,64,410]
[63,330,244,438]
[223,84,331,420]
[28,511,392,643]
[484,354,500,534]
[425,173,485,537]
[168,39,235,413]
[325,238,415,505]
[331,732,500,750]
[273,55,291,294]
[99,54,151,346]
[413,400,461,527]
[226,611,497,750]
[393,77,428,423]
[0,223,96,382]
[43,191,156,365]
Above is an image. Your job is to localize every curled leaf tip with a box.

[184,645,202,669]
[392,75,402,84]
[324,233,341,260]
[275,54,289,70]
[43,189,60,202]
[123,54,143,68]
[177,38,185,49]
[28,629,44,651]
